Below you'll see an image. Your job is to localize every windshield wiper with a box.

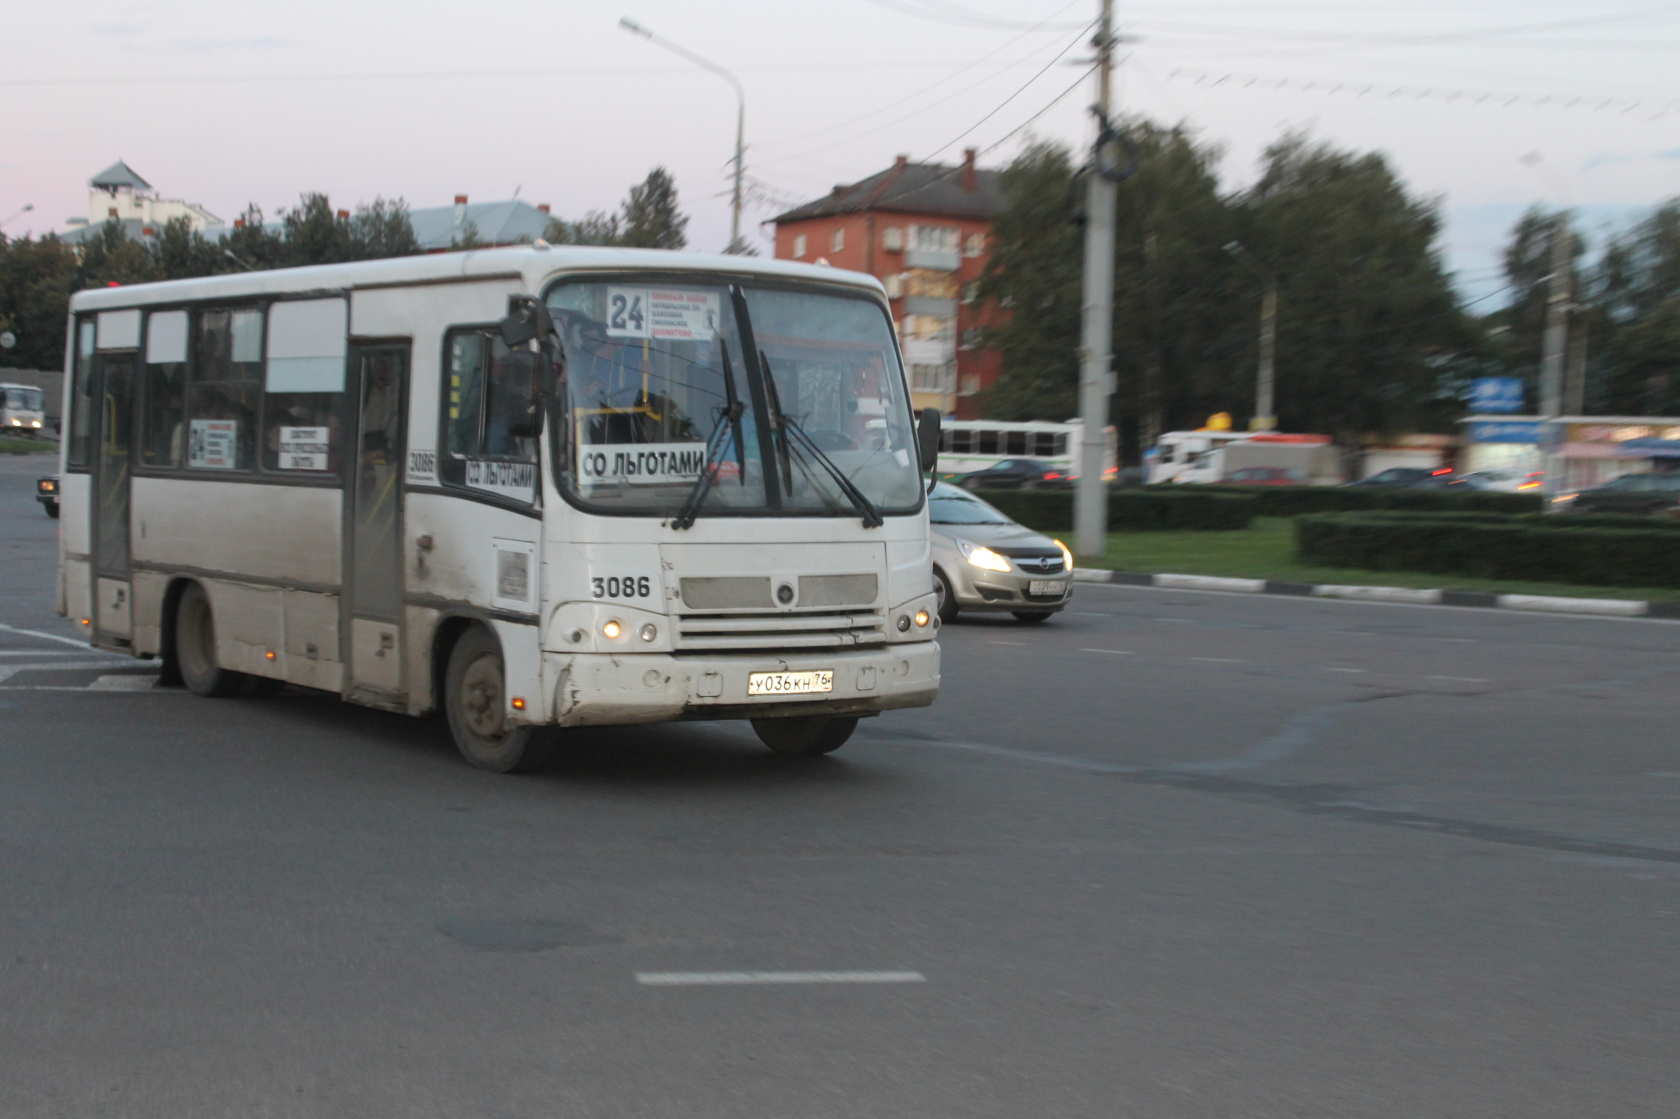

[671,340,747,530]
[760,350,883,528]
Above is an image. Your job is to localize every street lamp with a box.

[619,17,747,254]
[1,203,34,230]
[1225,241,1277,431]
[1519,152,1574,506]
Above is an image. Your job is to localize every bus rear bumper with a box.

[541,641,940,728]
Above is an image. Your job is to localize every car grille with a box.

[1002,553,1065,575]
[674,610,887,652]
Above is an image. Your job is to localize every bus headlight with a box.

[914,610,930,627]
[601,619,623,639]
[958,540,1011,572]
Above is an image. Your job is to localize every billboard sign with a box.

[1468,377,1525,413]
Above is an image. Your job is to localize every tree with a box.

[1592,201,1680,413]
[1235,132,1468,446]
[0,234,79,372]
[617,166,688,250]
[543,210,620,247]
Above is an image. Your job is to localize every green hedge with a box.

[971,488,1255,532]
[1295,513,1680,588]
[1326,510,1680,531]
[1174,484,1542,516]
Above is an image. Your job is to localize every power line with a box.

[921,23,1097,162]
[1164,67,1680,122]
[759,0,1084,150]
[856,0,1087,32]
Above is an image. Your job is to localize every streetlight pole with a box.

[1,203,34,231]
[1073,0,1117,559]
[1520,153,1573,507]
[619,18,746,254]
[1225,241,1277,431]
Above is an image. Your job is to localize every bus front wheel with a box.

[752,715,858,757]
[445,626,556,774]
[175,583,249,698]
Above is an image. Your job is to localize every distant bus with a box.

[56,246,942,771]
[938,419,1116,479]
[1,382,46,433]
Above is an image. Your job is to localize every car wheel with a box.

[751,715,858,756]
[175,583,249,697]
[445,626,556,773]
[934,568,958,623]
[961,476,981,491]
[1012,611,1052,624]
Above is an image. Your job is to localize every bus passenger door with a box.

[92,353,134,642]
[344,343,409,703]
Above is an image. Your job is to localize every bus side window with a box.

[440,329,536,488]
[141,310,189,467]
[978,429,997,455]
[262,299,347,476]
[1005,430,1027,455]
[186,308,263,471]
[67,319,96,468]
[1053,433,1068,456]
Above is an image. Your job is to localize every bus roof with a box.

[67,245,886,313]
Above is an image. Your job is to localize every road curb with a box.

[1072,568,1676,619]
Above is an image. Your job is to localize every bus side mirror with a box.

[500,295,553,349]
[917,407,941,474]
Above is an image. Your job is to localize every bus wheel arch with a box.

[428,614,479,718]
[173,581,249,697]
[442,622,556,774]
[157,577,194,687]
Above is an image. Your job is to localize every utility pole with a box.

[620,18,746,253]
[1225,241,1277,430]
[1538,220,1570,505]
[1074,0,1117,559]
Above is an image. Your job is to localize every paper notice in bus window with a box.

[604,288,719,342]
[647,290,719,342]
[278,426,330,471]
[577,443,709,487]
[188,419,237,470]
[465,458,536,503]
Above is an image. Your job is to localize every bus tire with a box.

[445,626,555,774]
[934,568,958,624]
[751,715,858,757]
[175,583,249,698]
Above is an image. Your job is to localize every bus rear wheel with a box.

[445,626,555,774]
[752,715,858,757]
[175,583,249,697]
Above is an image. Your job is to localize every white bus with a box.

[57,247,942,770]
[937,419,1116,479]
[2,381,46,433]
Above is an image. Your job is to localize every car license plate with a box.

[1029,579,1065,596]
[747,670,834,696]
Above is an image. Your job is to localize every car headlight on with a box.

[958,539,1011,572]
[1053,538,1074,571]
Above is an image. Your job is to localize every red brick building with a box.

[772,150,1005,419]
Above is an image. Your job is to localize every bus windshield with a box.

[546,279,922,519]
[5,387,42,411]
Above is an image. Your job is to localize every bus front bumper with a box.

[540,641,940,727]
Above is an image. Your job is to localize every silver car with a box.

[929,483,1074,624]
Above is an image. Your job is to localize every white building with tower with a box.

[60,161,224,244]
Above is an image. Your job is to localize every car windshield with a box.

[928,483,1013,524]
[546,279,923,517]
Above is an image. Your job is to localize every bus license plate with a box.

[1029,579,1065,596]
[747,670,834,696]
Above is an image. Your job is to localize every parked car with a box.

[36,475,58,518]
[1447,470,1542,493]
[1564,472,1680,515]
[957,458,1074,491]
[1344,467,1437,488]
[928,483,1073,624]
[1223,466,1302,486]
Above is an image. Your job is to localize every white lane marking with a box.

[0,623,90,649]
[88,674,159,691]
[0,651,91,657]
[1426,675,1489,683]
[989,641,1026,646]
[1080,648,1134,655]
[1193,657,1245,664]
[636,971,926,986]
[1152,617,1195,624]
[1325,667,1367,674]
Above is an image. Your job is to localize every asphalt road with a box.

[3,450,1678,1118]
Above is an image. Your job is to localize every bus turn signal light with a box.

[511,697,525,710]
[265,651,276,660]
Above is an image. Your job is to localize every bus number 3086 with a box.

[592,576,652,600]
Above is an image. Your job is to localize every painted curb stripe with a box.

[1072,569,1670,618]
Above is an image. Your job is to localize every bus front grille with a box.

[674,611,887,651]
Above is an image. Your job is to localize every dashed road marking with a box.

[635,971,926,986]
[1426,675,1489,683]
[1080,648,1134,655]
[1193,657,1245,664]
[1325,667,1367,673]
